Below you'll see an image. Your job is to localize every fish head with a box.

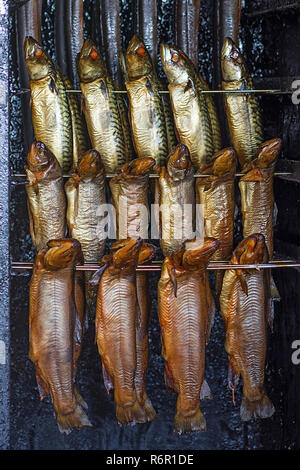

[166,143,193,180]
[160,43,192,84]
[126,35,153,80]
[183,238,219,269]
[212,147,236,177]
[233,233,268,266]
[26,141,61,177]
[112,237,142,271]
[24,36,55,80]
[77,150,104,177]
[122,157,156,176]
[255,138,282,168]
[221,37,245,82]
[77,39,107,82]
[138,242,156,264]
[45,239,83,270]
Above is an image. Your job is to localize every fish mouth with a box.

[167,143,192,178]
[235,233,267,264]
[138,243,156,264]
[211,147,236,176]
[77,39,105,82]
[256,138,282,166]
[183,237,220,266]
[122,157,156,176]
[127,34,144,55]
[45,239,82,269]
[78,150,103,177]
[27,141,53,172]
[126,35,152,79]
[112,237,143,269]
[24,35,42,60]
[221,37,238,61]
[79,39,96,59]
[160,43,172,67]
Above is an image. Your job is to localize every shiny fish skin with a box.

[95,239,155,425]
[174,0,201,69]
[160,44,214,170]
[134,0,158,66]
[196,147,236,294]
[25,142,66,252]
[156,144,195,256]
[221,0,242,45]
[221,37,263,170]
[220,234,275,421]
[78,39,133,174]
[29,239,91,433]
[197,74,222,154]
[66,0,84,88]
[158,239,219,434]
[25,36,73,172]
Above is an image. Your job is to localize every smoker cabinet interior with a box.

[0,0,299,450]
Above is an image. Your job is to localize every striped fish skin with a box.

[196,147,236,294]
[125,35,174,167]
[158,238,219,434]
[25,142,66,252]
[24,36,73,173]
[65,150,107,305]
[220,234,275,421]
[109,157,155,239]
[160,44,214,170]
[156,144,195,256]
[78,39,133,174]
[174,0,201,69]
[221,37,264,170]
[29,239,91,433]
[197,74,222,154]
[95,238,155,425]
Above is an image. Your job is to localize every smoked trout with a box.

[25,141,66,252]
[78,39,133,174]
[29,238,91,433]
[155,143,195,256]
[196,147,236,294]
[65,149,107,305]
[24,36,74,172]
[158,238,219,434]
[160,43,214,170]
[239,138,282,300]
[125,35,176,167]
[174,0,201,69]
[133,0,158,66]
[109,157,155,239]
[220,234,275,421]
[94,238,155,425]
[221,37,264,170]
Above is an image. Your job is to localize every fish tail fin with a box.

[240,393,275,422]
[56,403,92,434]
[116,400,148,426]
[200,379,213,400]
[270,275,280,301]
[174,407,206,435]
[141,395,157,422]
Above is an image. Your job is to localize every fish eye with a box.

[136,46,145,56]
[90,48,98,60]
[172,52,180,63]
[35,47,43,58]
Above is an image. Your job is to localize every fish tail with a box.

[270,275,280,301]
[174,407,206,435]
[115,400,149,426]
[240,393,275,422]
[200,379,213,400]
[141,395,157,422]
[56,403,92,434]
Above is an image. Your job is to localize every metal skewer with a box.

[10,88,293,95]
[11,172,293,179]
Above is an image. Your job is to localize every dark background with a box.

[8,0,300,450]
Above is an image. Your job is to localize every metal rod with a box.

[10,88,293,95]
[11,261,300,272]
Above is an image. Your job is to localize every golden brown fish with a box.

[220,234,275,421]
[221,37,263,170]
[196,147,236,294]
[155,143,195,256]
[94,238,155,425]
[25,141,66,251]
[29,239,91,433]
[158,238,219,434]
[109,157,155,239]
[65,149,107,305]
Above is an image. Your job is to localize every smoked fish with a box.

[155,143,195,256]
[109,157,155,240]
[29,238,91,433]
[94,238,156,425]
[158,238,219,434]
[125,35,176,167]
[221,37,264,170]
[133,0,158,66]
[25,141,66,252]
[174,0,201,69]
[160,43,215,170]
[220,234,275,421]
[24,36,73,172]
[78,39,133,174]
[196,147,236,294]
[65,149,107,305]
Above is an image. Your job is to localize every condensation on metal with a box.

[0,0,10,451]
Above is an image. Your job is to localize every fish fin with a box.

[81,95,86,115]
[228,362,240,396]
[142,396,157,422]
[116,401,148,426]
[167,265,177,297]
[215,271,225,298]
[164,361,176,392]
[237,271,248,295]
[145,78,154,98]
[240,394,275,422]
[174,407,206,435]
[49,76,58,95]
[56,403,92,434]
[90,263,108,286]
[35,369,49,400]
[102,360,114,394]
[74,385,89,411]
[200,379,213,400]
[270,275,280,301]
[184,78,195,95]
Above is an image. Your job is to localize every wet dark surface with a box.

[7,0,300,450]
